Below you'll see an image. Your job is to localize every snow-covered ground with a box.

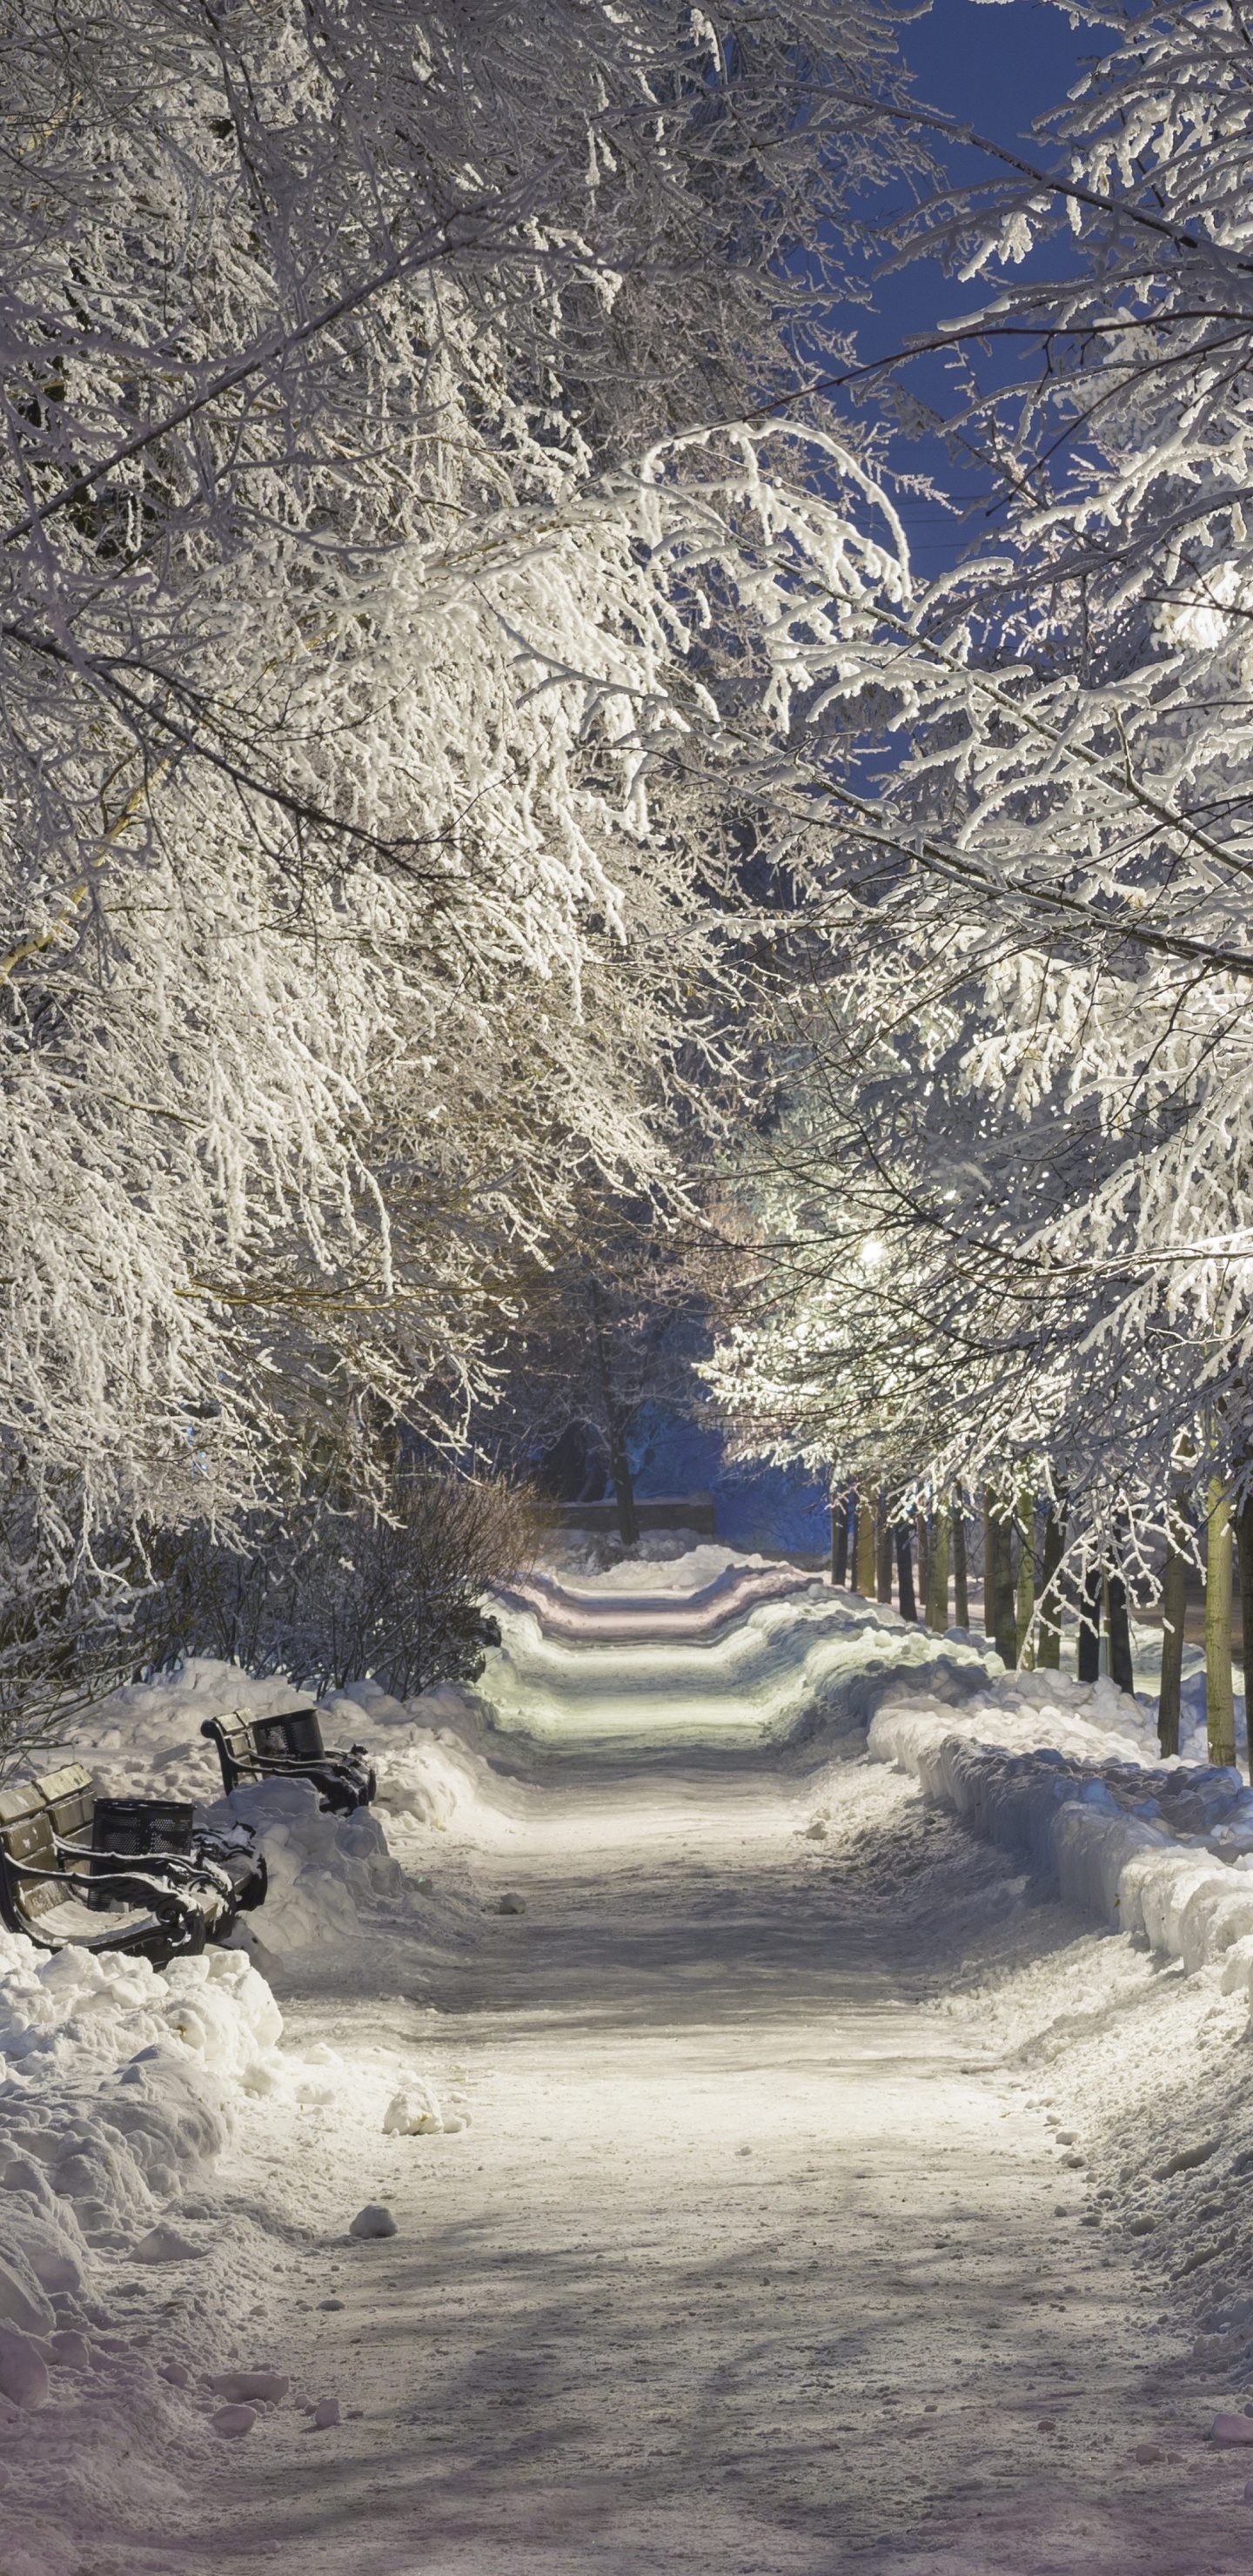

[8,1547,1253,2571]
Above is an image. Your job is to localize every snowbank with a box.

[0,1930,281,2426]
[325,1677,531,1840]
[868,1670,1253,1997]
[533,1540,807,1595]
[535,1526,718,1578]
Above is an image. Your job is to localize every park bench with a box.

[200,1707,375,1815]
[0,1764,266,1965]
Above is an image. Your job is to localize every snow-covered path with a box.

[177,1620,1253,2576]
[18,1562,1253,2573]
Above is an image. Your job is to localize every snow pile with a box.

[868,1671,1253,1998]
[381,2070,468,2135]
[72,1655,318,1808]
[322,1678,526,1840]
[0,1934,280,2093]
[541,1540,804,1594]
[224,1778,401,1954]
[0,1933,282,2416]
[536,1526,715,1576]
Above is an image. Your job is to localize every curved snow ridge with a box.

[869,1683,1253,1996]
[473,1587,996,1752]
[491,1559,821,1644]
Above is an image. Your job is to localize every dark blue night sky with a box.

[855,0,1098,569]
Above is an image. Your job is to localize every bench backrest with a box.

[250,1710,325,1763]
[92,1797,193,1858]
[0,1766,95,1922]
[42,1765,95,1848]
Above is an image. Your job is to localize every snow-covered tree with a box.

[1,0,924,1580]
[706,1,1253,1601]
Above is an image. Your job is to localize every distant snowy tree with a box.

[479,1198,713,1542]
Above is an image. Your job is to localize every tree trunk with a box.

[926,1501,950,1633]
[982,1490,995,1636]
[875,1494,894,1606]
[915,1509,930,1616]
[895,1523,917,1622]
[1158,1486,1189,1758]
[854,1493,876,1596]
[1206,1477,1236,1766]
[951,1501,968,1629]
[606,1421,639,1548]
[1036,1499,1067,1669]
[1106,1566,1135,1695]
[1015,1486,1035,1668]
[589,1281,638,1547]
[985,1490,1018,1667]
[1235,1487,1253,1769]
[831,1484,849,1587]
[1076,1560,1102,1683]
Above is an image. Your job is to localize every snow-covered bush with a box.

[0,1466,139,1782]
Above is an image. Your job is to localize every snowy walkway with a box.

[175,1599,1253,2576]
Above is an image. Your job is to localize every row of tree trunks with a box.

[875,1496,894,1605]
[1107,1567,1135,1695]
[1015,1486,1035,1667]
[855,1494,875,1594]
[1237,1492,1253,1768]
[953,1512,968,1630]
[832,1485,1012,1642]
[1157,1486,1189,1759]
[831,1489,850,1587]
[895,1525,917,1621]
[832,1484,924,1619]
[831,1473,1252,1774]
[924,1503,949,1632]
[831,1486,968,1634]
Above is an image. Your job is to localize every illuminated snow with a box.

[7,1550,1253,2571]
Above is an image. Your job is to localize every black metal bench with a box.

[0,1765,265,1965]
[84,1791,266,1921]
[200,1708,375,1815]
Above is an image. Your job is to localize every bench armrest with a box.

[227,1751,365,1783]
